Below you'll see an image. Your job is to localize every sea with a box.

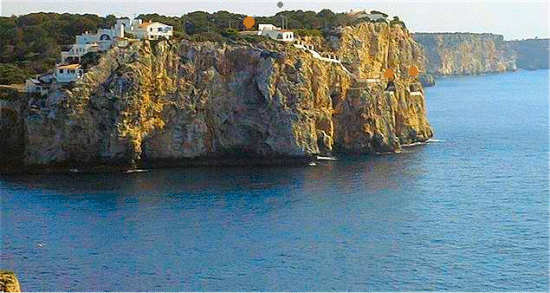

[1,69,548,291]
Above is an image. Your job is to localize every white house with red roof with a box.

[133,20,173,40]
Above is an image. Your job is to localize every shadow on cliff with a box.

[0,106,25,167]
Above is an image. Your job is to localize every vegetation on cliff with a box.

[1,19,433,170]
[413,33,517,75]
[505,38,549,70]
[0,9,395,85]
[0,13,118,84]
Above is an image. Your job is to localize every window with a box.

[59,69,64,74]
[69,70,75,74]
[158,27,162,32]
[150,28,153,32]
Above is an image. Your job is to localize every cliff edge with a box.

[413,33,517,76]
[505,38,549,70]
[0,22,433,172]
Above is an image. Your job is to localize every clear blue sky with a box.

[1,0,548,40]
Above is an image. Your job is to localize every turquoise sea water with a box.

[1,69,548,291]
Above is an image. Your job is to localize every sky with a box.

[1,0,548,40]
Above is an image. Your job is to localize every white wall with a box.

[259,24,279,31]
[261,30,294,42]
[55,67,84,83]
[61,44,98,63]
[135,22,173,40]
[75,28,119,51]
[76,33,96,45]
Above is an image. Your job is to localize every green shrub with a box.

[189,32,224,43]
[80,51,100,70]
[172,31,187,40]
[221,28,239,39]
[0,64,29,85]
[0,87,22,100]
[240,34,265,43]
[390,16,406,28]
[293,28,323,37]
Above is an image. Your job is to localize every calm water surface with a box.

[1,70,548,291]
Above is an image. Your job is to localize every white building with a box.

[364,13,386,21]
[75,22,125,51]
[348,9,387,21]
[61,43,98,64]
[74,18,172,51]
[25,79,48,95]
[54,64,84,83]
[257,23,294,42]
[133,21,173,40]
[261,29,294,41]
[118,18,146,33]
[258,24,280,32]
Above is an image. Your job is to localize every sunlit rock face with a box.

[414,33,517,76]
[3,21,433,170]
[0,271,21,292]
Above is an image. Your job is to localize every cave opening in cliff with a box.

[385,80,396,92]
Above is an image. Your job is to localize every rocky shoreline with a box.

[0,271,21,293]
[0,155,317,175]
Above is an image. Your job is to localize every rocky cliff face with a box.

[413,33,517,76]
[0,271,21,292]
[1,22,432,171]
[505,38,549,70]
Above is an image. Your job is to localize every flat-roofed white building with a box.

[75,22,125,51]
[258,24,280,32]
[257,23,294,42]
[364,13,386,21]
[61,43,98,64]
[25,79,48,95]
[54,64,84,83]
[260,29,294,42]
[348,9,387,21]
[133,21,173,40]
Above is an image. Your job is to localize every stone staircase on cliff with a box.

[293,40,385,90]
[291,40,422,96]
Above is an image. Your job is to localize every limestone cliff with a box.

[413,33,517,76]
[505,38,549,70]
[0,22,432,171]
[0,271,21,292]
